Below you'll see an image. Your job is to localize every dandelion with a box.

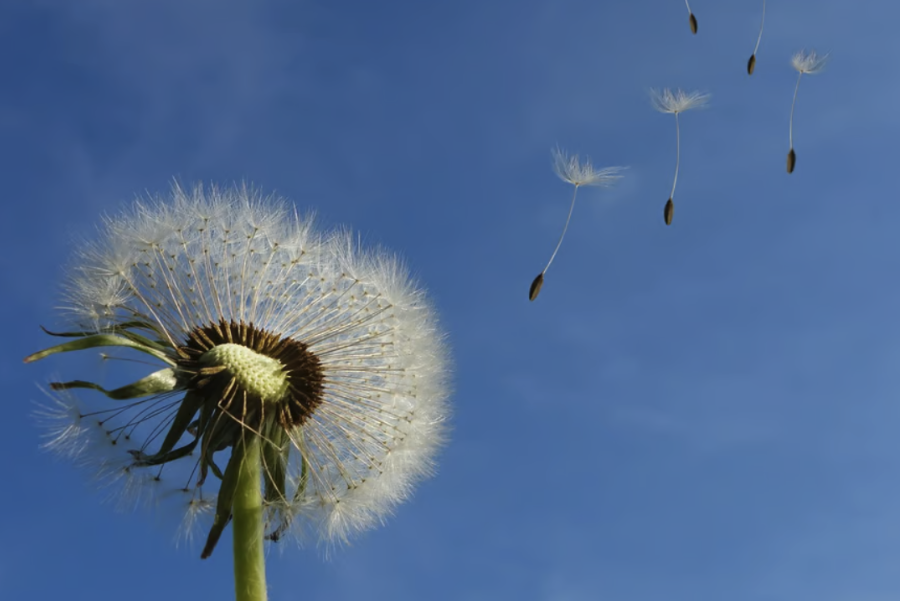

[650,88,709,225]
[747,0,766,74]
[684,0,698,34]
[787,50,828,173]
[528,148,626,301]
[25,183,451,601]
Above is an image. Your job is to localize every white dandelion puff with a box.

[529,148,626,301]
[26,183,452,566]
[792,49,829,75]
[552,147,625,188]
[650,88,709,225]
[651,88,710,115]
[787,50,829,173]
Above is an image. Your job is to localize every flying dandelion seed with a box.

[650,88,709,225]
[685,0,698,33]
[25,184,451,599]
[787,50,828,173]
[747,0,766,74]
[529,148,626,301]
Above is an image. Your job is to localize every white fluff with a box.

[44,182,452,549]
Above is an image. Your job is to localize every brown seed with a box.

[664,198,674,226]
[689,13,698,34]
[747,54,756,75]
[787,148,796,173]
[529,273,544,301]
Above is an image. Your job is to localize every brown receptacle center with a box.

[177,318,325,430]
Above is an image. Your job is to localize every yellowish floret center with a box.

[200,343,291,404]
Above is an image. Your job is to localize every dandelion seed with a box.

[651,88,709,225]
[26,183,451,575]
[528,273,544,302]
[787,50,828,173]
[747,0,765,74]
[664,199,675,226]
[685,0,698,33]
[529,148,625,301]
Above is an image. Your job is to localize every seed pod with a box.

[787,148,796,173]
[689,13,698,34]
[664,198,674,226]
[747,54,756,75]
[529,273,544,301]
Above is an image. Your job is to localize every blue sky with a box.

[3,0,900,599]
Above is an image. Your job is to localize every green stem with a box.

[232,434,267,601]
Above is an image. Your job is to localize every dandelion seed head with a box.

[650,88,710,114]
[551,147,626,188]
[792,50,829,74]
[31,182,452,551]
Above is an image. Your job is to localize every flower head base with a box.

[552,147,625,188]
[26,183,450,557]
[792,50,828,74]
[651,88,710,114]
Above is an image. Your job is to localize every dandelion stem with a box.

[232,433,267,601]
[789,71,802,149]
[670,112,681,201]
[753,0,766,56]
[542,186,580,275]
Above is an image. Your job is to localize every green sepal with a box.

[128,439,198,467]
[198,412,239,486]
[40,320,164,340]
[127,390,203,467]
[207,455,226,481]
[24,333,174,365]
[200,436,248,559]
[265,442,307,542]
[50,368,180,400]
[40,322,172,353]
[154,390,204,457]
[262,426,289,506]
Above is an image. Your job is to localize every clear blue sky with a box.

[3,1,900,599]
